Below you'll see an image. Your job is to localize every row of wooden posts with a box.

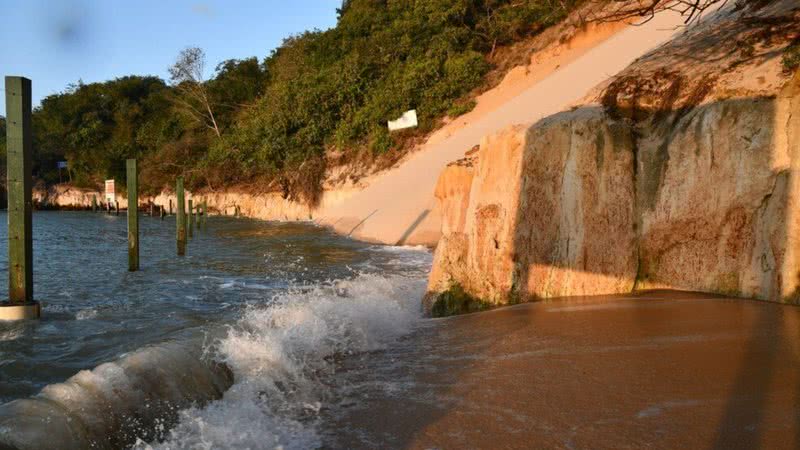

[3,76,244,320]
[2,77,222,319]
[125,170,209,271]
[82,162,209,272]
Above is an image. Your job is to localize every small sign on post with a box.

[104,179,115,204]
[57,161,68,184]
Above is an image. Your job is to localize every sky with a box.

[0,0,341,116]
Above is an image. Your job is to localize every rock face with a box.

[33,185,109,209]
[427,109,640,309]
[429,86,800,310]
[427,3,800,311]
[635,92,800,300]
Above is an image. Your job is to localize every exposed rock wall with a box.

[427,3,800,311]
[33,185,117,209]
[427,109,640,309]
[635,91,800,300]
[428,83,800,310]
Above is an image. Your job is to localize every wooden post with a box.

[188,199,194,238]
[149,201,154,217]
[160,205,165,220]
[194,200,200,231]
[5,76,35,313]
[106,201,111,214]
[202,200,207,229]
[176,178,186,256]
[169,199,173,215]
[126,159,139,271]
[92,195,97,212]
[115,201,120,216]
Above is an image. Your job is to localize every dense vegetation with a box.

[5,0,581,200]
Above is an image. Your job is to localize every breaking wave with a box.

[0,242,430,450]
[138,271,426,449]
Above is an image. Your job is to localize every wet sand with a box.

[322,291,800,449]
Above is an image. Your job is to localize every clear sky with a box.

[0,0,341,116]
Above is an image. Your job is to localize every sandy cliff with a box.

[427,2,800,310]
[310,7,694,246]
[33,6,693,244]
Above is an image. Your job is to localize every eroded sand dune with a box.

[315,9,692,246]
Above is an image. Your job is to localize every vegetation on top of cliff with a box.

[7,0,583,200]
[431,283,494,317]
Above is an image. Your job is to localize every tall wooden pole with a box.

[194,200,200,231]
[126,159,139,271]
[5,76,33,305]
[176,177,186,256]
[188,199,194,238]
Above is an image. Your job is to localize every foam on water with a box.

[138,271,426,449]
[0,222,431,450]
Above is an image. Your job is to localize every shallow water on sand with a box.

[0,211,431,415]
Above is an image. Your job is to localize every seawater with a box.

[0,211,431,448]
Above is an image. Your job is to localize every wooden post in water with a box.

[202,199,207,229]
[92,194,97,212]
[176,178,186,256]
[149,201,154,217]
[115,201,120,216]
[188,199,194,238]
[160,205,165,220]
[2,76,39,319]
[169,199,173,216]
[194,200,200,231]
[126,159,139,271]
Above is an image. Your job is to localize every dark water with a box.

[0,211,430,408]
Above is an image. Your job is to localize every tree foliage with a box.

[22,0,581,200]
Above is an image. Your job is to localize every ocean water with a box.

[0,211,431,448]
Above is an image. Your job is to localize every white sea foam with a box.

[75,308,98,320]
[139,271,426,449]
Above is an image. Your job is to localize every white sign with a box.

[104,179,115,203]
[387,109,418,131]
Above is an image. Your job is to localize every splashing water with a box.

[0,212,432,448]
[140,272,426,449]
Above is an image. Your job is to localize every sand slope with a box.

[315,9,693,246]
